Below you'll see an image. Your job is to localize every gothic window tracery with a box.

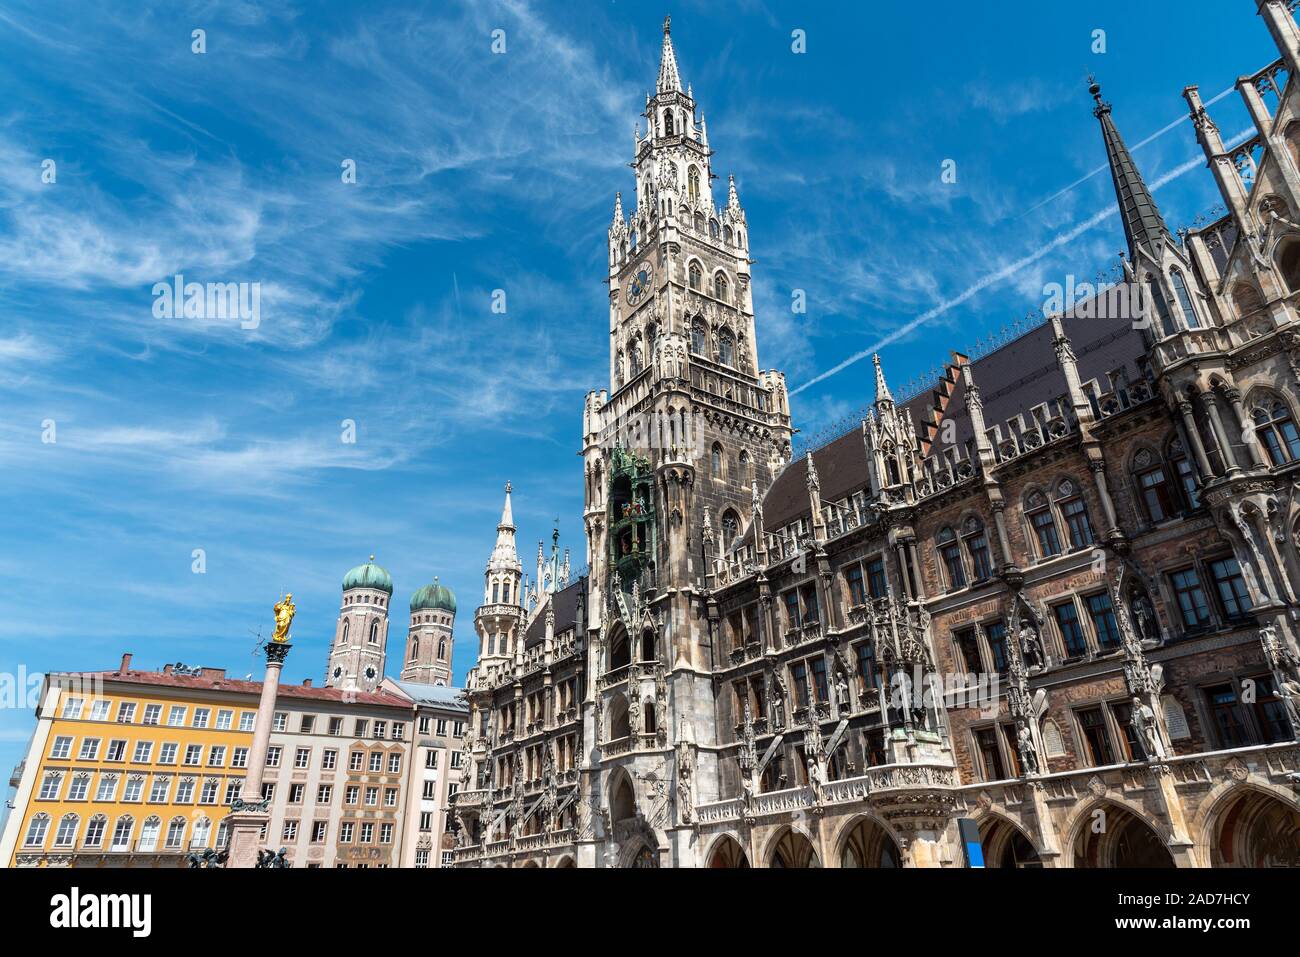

[691,318,707,354]
[1252,395,1300,465]
[1169,268,1200,329]
[718,328,735,366]
[688,165,700,204]
[721,508,740,551]
[714,272,729,302]
[1145,273,1173,337]
[1277,240,1300,293]
[689,261,702,290]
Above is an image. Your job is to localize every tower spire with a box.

[1090,78,1172,258]
[872,353,894,406]
[657,16,682,93]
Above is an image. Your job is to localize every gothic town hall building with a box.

[450,10,1300,868]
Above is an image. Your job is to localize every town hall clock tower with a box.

[579,16,794,866]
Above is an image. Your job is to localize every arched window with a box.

[724,225,734,244]
[962,518,993,582]
[492,581,499,603]
[718,328,735,366]
[110,815,134,851]
[72,814,103,849]
[369,622,380,645]
[936,527,966,590]
[1169,269,1200,329]
[714,272,729,302]
[691,319,708,354]
[165,817,186,849]
[1253,397,1300,465]
[738,450,750,483]
[1145,274,1173,337]
[1277,241,1300,293]
[138,816,161,852]
[711,442,724,478]
[340,620,349,646]
[688,166,700,204]
[1167,439,1199,510]
[1133,447,1176,523]
[662,110,674,137]
[709,219,720,238]
[191,816,212,848]
[1057,489,1096,549]
[694,212,706,233]
[53,813,79,848]
[1230,282,1264,318]
[438,639,447,660]
[23,813,50,848]
[410,638,418,660]
[689,261,702,290]
[1025,490,1061,558]
[721,509,741,551]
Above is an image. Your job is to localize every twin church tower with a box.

[321,482,570,693]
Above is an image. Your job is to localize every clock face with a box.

[626,262,653,305]
[332,666,342,679]
[365,666,377,680]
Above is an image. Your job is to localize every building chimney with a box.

[302,678,313,688]
[120,653,133,673]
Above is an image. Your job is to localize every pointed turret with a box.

[1090,78,1172,259]
[872,353,894,407]
[727,173,740,211]
[612,191,625,225]
[657,16,682,93]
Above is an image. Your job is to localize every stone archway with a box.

[706,834,750,868]
[1072,802,1174,868]
[554,855,577,869]
[839,816,901,868]
[1209,787,1300,867]
[979,815,1042,868]
[768,827,820,868]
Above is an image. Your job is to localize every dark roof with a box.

[523,576,586,646]
[763,427,867,532]
[762,308,1145,531]
[59,668,412,710]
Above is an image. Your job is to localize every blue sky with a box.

[0,0,1278,775]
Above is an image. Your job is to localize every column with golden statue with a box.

[223,594,296,868]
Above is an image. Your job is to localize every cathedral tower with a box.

[325,556,392,693]
[403,577,456,686]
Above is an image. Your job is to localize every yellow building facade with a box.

[1,655,259,868]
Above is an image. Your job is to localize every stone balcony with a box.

[694,761,958,825]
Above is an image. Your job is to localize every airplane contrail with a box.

[790,127,1254,398]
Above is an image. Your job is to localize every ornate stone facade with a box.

[450,10,1300,868]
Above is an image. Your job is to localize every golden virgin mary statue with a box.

[272,593,296,643]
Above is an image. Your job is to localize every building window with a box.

[1209,558,1252,620]
[691,319,707,355]
[322,749,337,770]
[1170,568,1212,631]
[865,557,887,598]
[239,711,256,732]
[231,747,248,769]
[38,772,61,801]
[1169,443,1199,510]
[272,712,287,732]
[24,814,50,848]
[973,727,1006,781]
[1246,675,1292,744]
[1253,398,1300,465]
[49,736,72,760]
[191,708,210,729]
[1054,602,1087,659]
[854,641,878,693]
[1084,592,1121,650]
[937,527,966,590]
[1169,268,1200,328]
[1060,498,1095,549]
[79,738,101,760]
[1076,707,1115,766]
[85,816,107,848]
[265,746,282,768]
[141,704,161,725]
[953,627,982,674]
[965,524,993,582]
[1029,506,1061,558]
[1204,684,1250,748]
[116,703,136,723]
[295,747,311,769]
[1137,465,1176,523]
[167,706,186,727]
[689,262,702,290]
[984,621,1009,675]
[845,565,867,607]
[714,273,729,302]
[718,328,734,365]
